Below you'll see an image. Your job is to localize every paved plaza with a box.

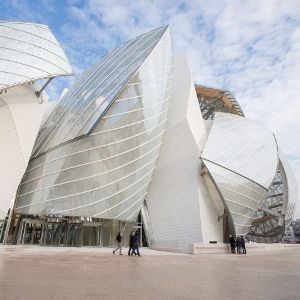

[0,246,299,300]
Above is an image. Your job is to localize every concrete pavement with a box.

[0,246,299,299]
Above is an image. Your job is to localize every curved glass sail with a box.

[0,21,73,91]
[247,151,298,243]
[33,26,169,158]
[203,160,268,235]
[202,112,278,189]
[14,26,173,222]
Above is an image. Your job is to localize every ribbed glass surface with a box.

[32,26,168,158]
[15,27,173,221]
[202,112,278,189]
[245,151,296,243]
[247,161,287,243]
[279,151,297,224]
[204,160,268,235]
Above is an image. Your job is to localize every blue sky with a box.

[1,0,300,216]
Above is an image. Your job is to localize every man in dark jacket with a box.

[128,231,135,256]
[131,231,140,256]
[229,235,236,254]
[240,235,246,254]
[236,236,242,254]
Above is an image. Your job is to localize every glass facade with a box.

[14,26,173,223]
[201,112,278,189]
[204,160,268,235]
[247,151,298,243]
[32,26,170,157]
[247,161,287,242]
[279,151,297,225]
[200,97,296,241]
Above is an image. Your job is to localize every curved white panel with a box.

[0,21,73,91]
[144,54,224,253]
[202,112,278,189]
[0,85,47,219]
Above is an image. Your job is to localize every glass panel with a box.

[15,27,173,222]
[204,160,268,235]
[202,112,278,188]
[33,26,168,157]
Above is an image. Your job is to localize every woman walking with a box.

[236,236,242,254]
[229,235,236,254]
[113,232,123,255]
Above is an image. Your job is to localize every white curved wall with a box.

[145,54,224,253]
[0,84,47,219]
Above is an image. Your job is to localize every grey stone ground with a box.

[0,246,299,300]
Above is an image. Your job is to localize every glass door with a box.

[81,222,102,246]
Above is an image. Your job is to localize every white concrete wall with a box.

[198,174,224,243]
[0,84,47,219]
[145,54,224,252]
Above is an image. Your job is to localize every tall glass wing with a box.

[14,26,173,222]
[32,26,169,158]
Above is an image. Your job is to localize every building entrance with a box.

[81,221,102,246]
[17,218,43,245]
[8,214,146,248]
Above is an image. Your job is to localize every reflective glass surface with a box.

[15,27,173,222]
[0,22,73,91]
[247,160,287,242]
[204,160,268,235]
[246,151,297,243]
[279,150,297,223]
[33,26,169,157]
[202,112,278,189]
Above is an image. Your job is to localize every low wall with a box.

[193,243,229,254]
[192,243,300,254]
[152,242,300,255]
[245,243,300,252]
[150,240,191,254]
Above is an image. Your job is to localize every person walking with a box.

[128,231,135,256]
[240,235,246,254]
[236,236,242,254]
[113,232,123,255]
[229,234,236,254]
[131,230,140,256]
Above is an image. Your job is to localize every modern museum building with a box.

[0,22,297,253]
